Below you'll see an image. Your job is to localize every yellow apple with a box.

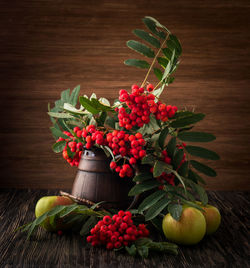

[162,206,206,245]
[196,202,221,235]
[35,196,75,231]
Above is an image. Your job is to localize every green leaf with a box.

[147,241,178,255]
[102,146,115,161]
[184,178,208,205]
[127,40,155,58]
[99,97,110,106]
[135,237,152,247]
[137,245,149,258]
[145,197,170,221]
[168,203,183,221]
[96,111,107,126]
[170,113,205,128]
[153,68,163,80]
[162,48,174,60]
[124,59,150,69]
[105,116,116,129]
[55,99,63,109]
[91,98,113,112]
[138,190,166,212]
[141,154,156,165]
[67,146,75,159]
[48,112,75,119]
[47,206,66,217]
[61,89,70,102]
[52,140,66,153]
[178,131,216,142]
[133,173,153,182]
[162,50,175,80]
[190,160,217,177]
[34,213,48,226]
[128,181,160,196]
[80,216,98,236]
[153,160,172,177]
[125,245,137,256]
[182,200,204,212]
[90,93,97,100]
[63,103,86,115]
[26,221,38,240]
[59,204,79,217]
[158,127,169,149]
[178,161,188,177]
[157,57,169,68]
[168,34,182,55]
[172,110,194,119]
[69,85,80,106]
[143,17,167,39]
[188,169,206,184]
[185,146,220,160]
[133,29,161,48]
[166,137,176,158]
[173,149,184,169]
[79,96,99,114]
[50,127,69,139]
[152,84,165,98]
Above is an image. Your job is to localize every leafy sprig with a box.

[125,237,178,258]
[125,16,182,95]
[18,203,108,240]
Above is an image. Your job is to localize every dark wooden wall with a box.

[0,0,249,190]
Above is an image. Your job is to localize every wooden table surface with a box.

[0,189,249,267]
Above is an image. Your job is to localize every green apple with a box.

[162,206,206,245]
[35,196,75,231]
[196,202,221,235]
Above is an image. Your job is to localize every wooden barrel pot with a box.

[71,148,135,209]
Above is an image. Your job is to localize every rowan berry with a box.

[85,142,92,149]
[129,157,136,165]
[73,126,80,133]
[106,242,114,250]
[146,84,154,92]
[110,161,117,169]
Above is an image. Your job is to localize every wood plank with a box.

[0,189,249,267]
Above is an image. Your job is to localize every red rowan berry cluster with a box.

[108,131,146,177]
[86,211,149,250]
[58,129,83,167]
[155,102,177,122]
[58,125,107,167]
[118,84,178,130]
[118,85,154,129]
[80,125,106,149]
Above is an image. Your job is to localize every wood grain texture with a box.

[0,0,249,189]
[0,189,249,267]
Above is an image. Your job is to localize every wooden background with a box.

[0,0,249,190]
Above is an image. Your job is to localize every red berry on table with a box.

[106,242,114,250]
[57,230,63,236]
[114,241,122,249]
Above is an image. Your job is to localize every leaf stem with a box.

[141,33,170,88]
